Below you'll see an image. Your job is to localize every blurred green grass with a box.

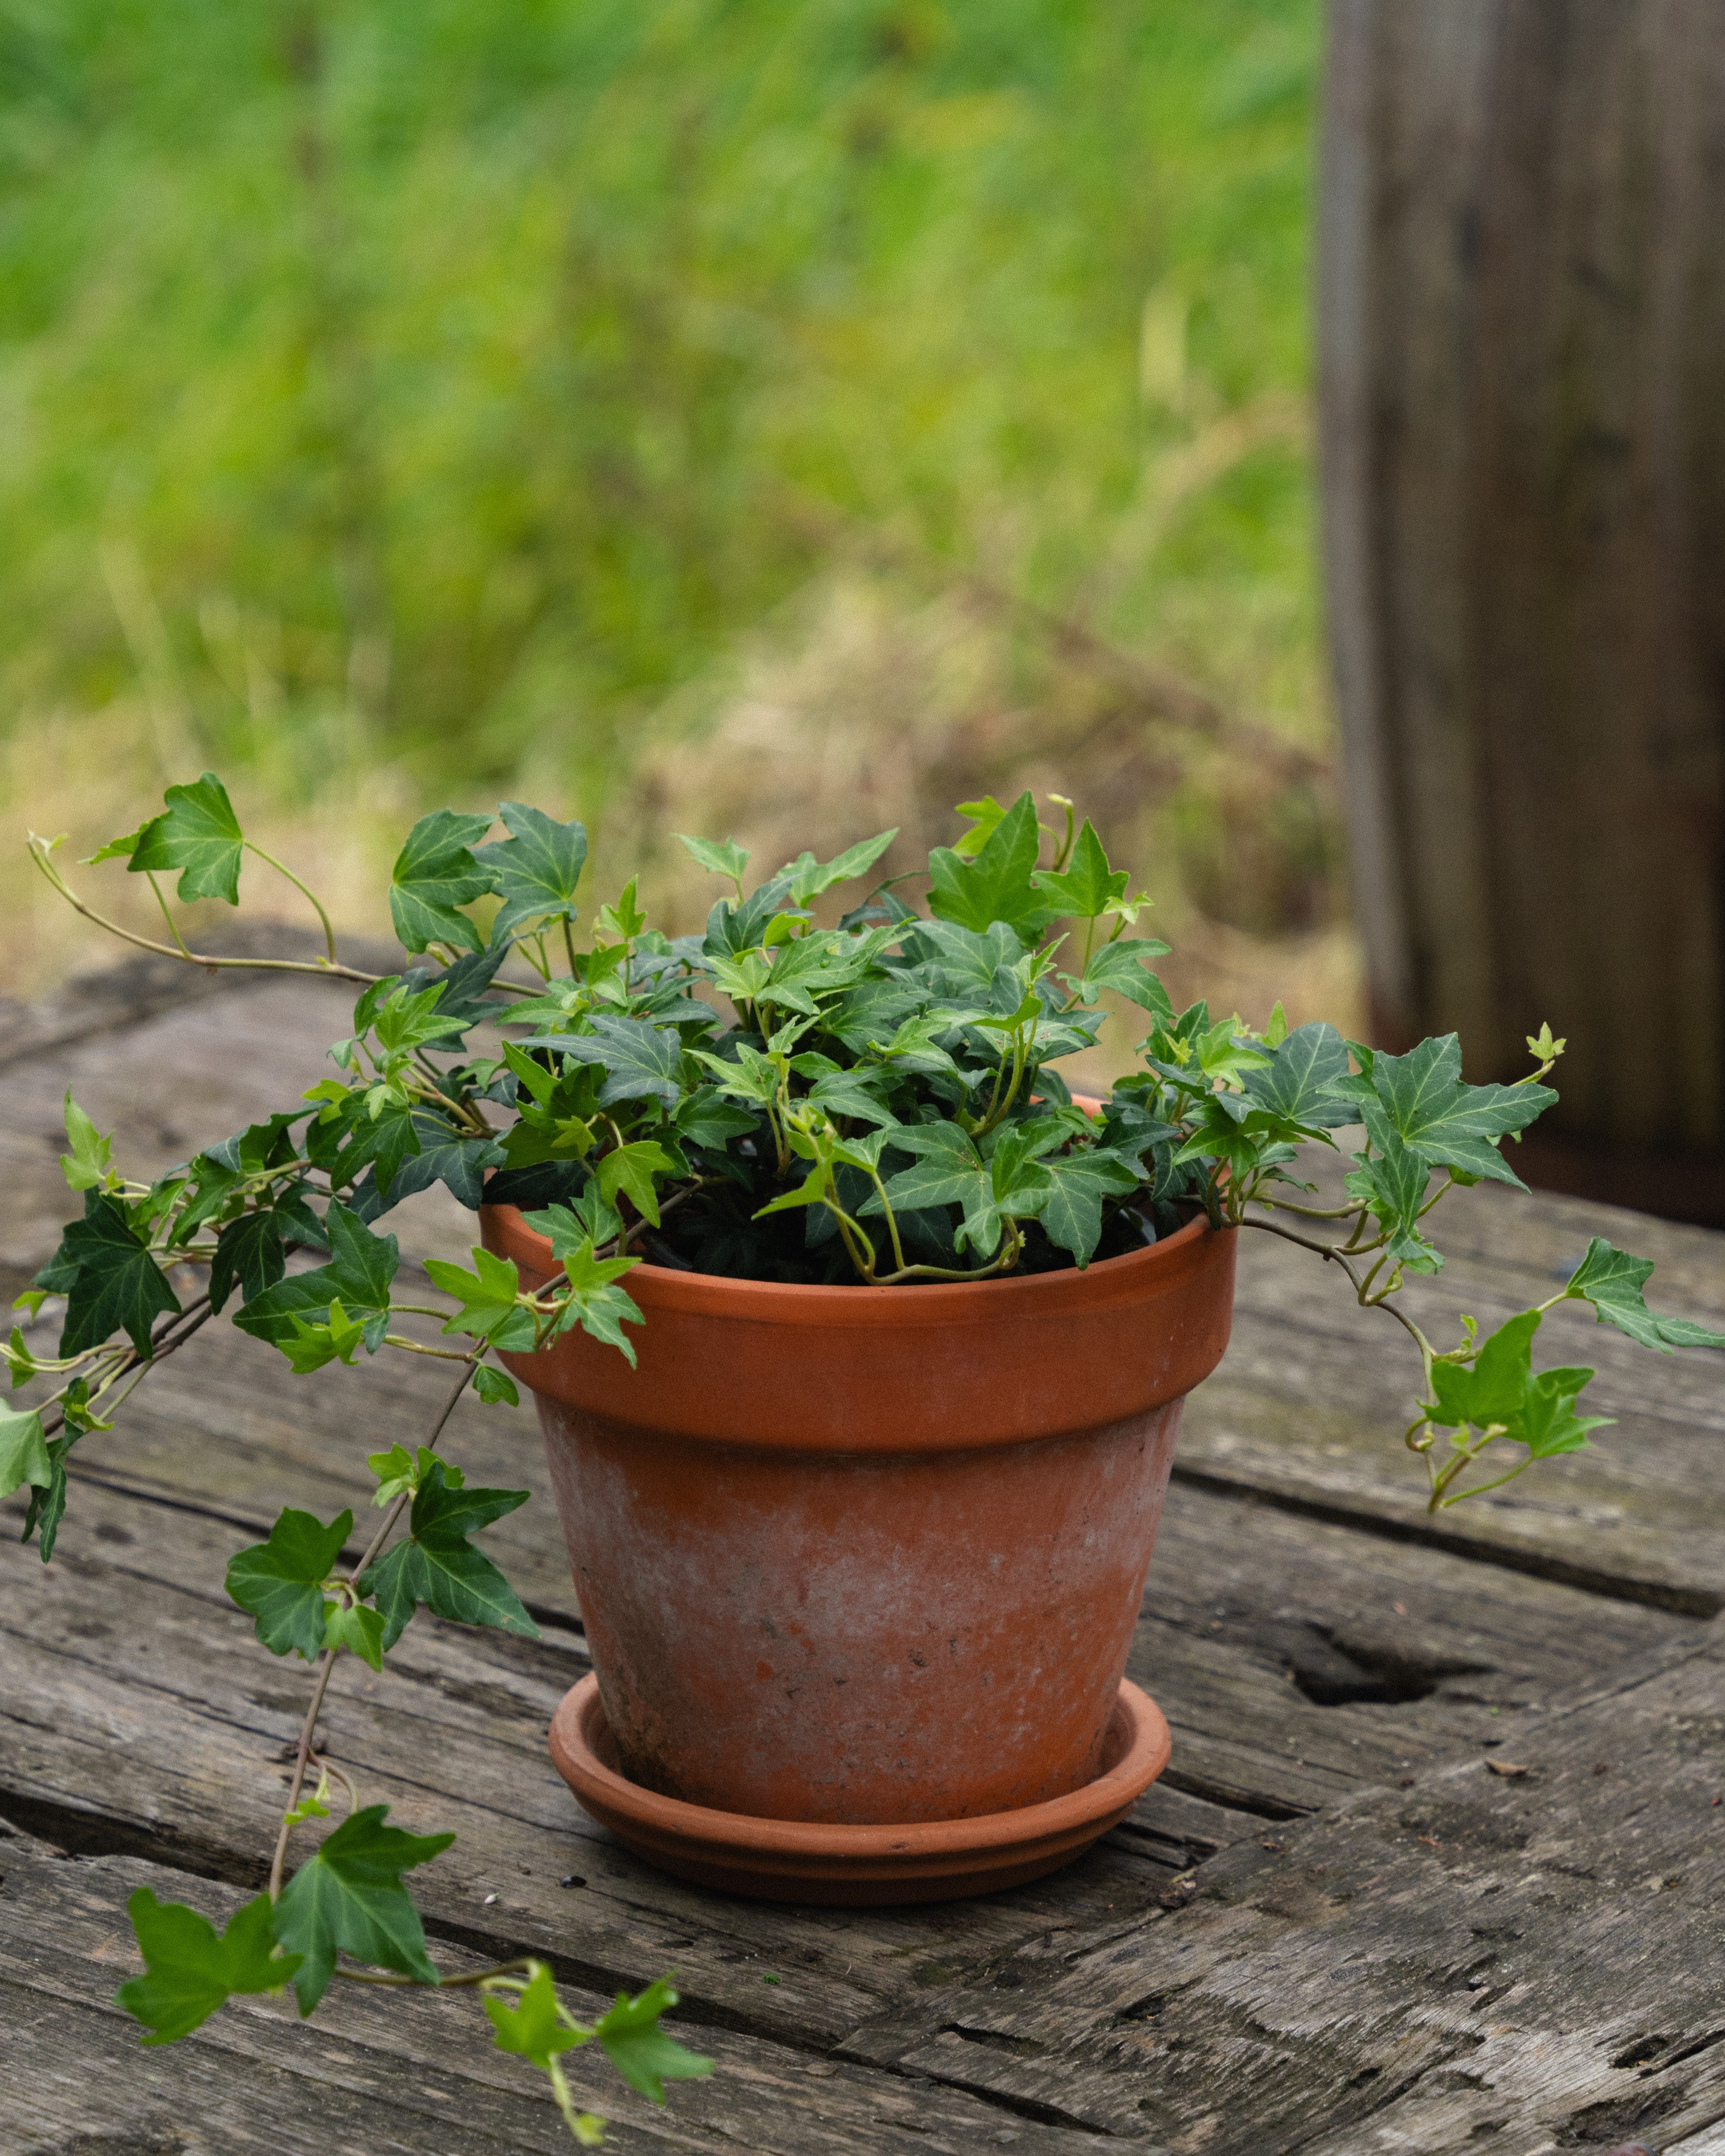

[0,0,1338,1014]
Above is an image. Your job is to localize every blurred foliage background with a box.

[0,0,1351,1036]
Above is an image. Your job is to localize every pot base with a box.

[547,1673,1171,1905]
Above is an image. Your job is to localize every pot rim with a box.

[482,1194,1220,1323]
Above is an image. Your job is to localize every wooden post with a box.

[1319,0,1725,1223]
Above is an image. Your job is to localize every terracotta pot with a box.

[483,1201,1235,1830]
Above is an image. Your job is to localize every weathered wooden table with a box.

[3,958,1724,2154]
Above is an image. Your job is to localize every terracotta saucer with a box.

[547,1674,1171,1905]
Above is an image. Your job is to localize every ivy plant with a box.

[9,776,1723,2131]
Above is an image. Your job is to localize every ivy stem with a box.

[333,1955,542,1990]
[1240,1210,1435,1376]
[268,1357,480,1901]
[145,872,194,960]
[269,1650,340,1900]
[243,839,339,965]
[37,1294,215,1439]
[30,844,380,985]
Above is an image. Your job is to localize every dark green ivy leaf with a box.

[388,809,498,954]
[208,1210,287,1313]
[359,1462,535,1650]
[522,1014,686,1109]
[234,1205,399,1358]
[20,1431,73,1561]
[225,1507,354,1661]
[474,801,588,940]
[369,1114,508,1213]
[117,1889,301,2044]
[58,1193,181,1357]
[1241,1021,1354,1129]
[273,1803,455,2015]
[127,772,245,905]
[1564,1237,1725,1352]
[1362,1035,1557,1188]
[1017,1148,1143,1266]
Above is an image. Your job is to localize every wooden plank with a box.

[0,970,470,1304]
[0,1830,1117,2153]
[835,1625,1725,2149]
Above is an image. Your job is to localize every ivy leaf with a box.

[327,1097,421,1202]
[1362,1035,1557,1188]
[596,1978,714,2104]
[1068,938,1174,1020]
[359,1462,534,1650]
[20,1432,73,1560]
[1029,819,1126,918]
[367,1443,433,1507]
[776,829,897,905]
[423,1246,536,1351]
[208,1210,287,1313]
[389,809,498,954]
[676,833,751,890]
[322,1598,386,1672]
[866,1123,985,1212]
[473,1363,519,1407]
[1564,1237,1725,1352]
[234,1205,399,1358]
[1514,1370,1613,1458]
[862,1125,1013,1255]
[225,1507,354,1662]
[804,1069,896,1127]
[1343,1131,1439,1273]
[926,791,1053,935]
[1425,1311,1543,1430]
[1017,1148,1142,1266]
[474,801,589,940]
[673,1088,758,1149]
[523,1014,685,1109]
[392,938,514,1043]
[370,1114,507,1213]
[1420,1313,1612,1463]
[278,1298,371,1374]
[0,1403,51,1501]
[1241,1022,1355,1130]
[595,1140,675,1227]
[947,796,1010,860]
[517,1225,643,1364]
[484,1961,587,2070]
[57,1194,181,1357]
[273,1803,455,2015]
[116,1889,301,2044]
[60,1091,116,1192]
[128,772,245,905]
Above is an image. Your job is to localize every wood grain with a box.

[1319,0,1725,1218]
